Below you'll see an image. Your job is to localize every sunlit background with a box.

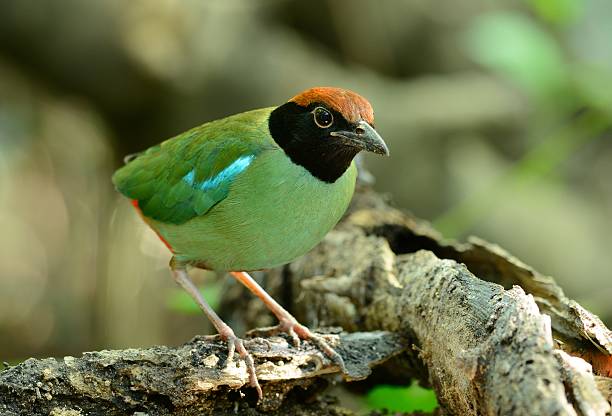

[1,0,611,412]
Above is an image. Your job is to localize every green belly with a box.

[148,151,357,271]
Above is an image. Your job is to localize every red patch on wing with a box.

[131,199,174,252]
[290,87,374,125]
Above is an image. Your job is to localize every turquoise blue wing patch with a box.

[112,119,268,224]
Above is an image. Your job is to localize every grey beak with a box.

[331,121,390,156]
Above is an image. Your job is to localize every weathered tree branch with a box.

[2,188,611,415]
[0,331,404,415]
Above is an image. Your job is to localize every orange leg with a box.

[230,271,347,373]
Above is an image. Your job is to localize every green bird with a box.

[112,87,389,398]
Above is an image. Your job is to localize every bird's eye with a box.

[313,107,333,128]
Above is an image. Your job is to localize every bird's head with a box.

[269,87,389,183]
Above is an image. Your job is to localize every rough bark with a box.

[2,188,611,415]
[0,331,405,416]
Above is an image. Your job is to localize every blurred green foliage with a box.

[366,383,438,413]
[465,11,571,104]
[435,110,609,237]
[436,0,612,239]
[527,0,583,25]
[166,283,222,315]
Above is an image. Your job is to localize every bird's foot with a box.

[227,271,347,374]
[266,318,348,374]
[219,326,262,400]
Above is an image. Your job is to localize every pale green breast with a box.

[148,151,357,271]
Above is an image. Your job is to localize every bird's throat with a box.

[269,103,359,183]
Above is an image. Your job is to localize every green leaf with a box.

[366,382,438,413]
[526,0,584,25]
[574,64,612,115]
[464,12,570,101]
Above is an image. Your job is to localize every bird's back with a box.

[112,108,276,224]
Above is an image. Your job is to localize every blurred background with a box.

[0,0,611,411]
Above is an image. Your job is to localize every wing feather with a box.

[112,109,274,224]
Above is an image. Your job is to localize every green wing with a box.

[112,108,274,224]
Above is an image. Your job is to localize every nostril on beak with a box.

[355,126,365,135]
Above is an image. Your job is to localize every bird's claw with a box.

[270,319,348,374]
[222,331,262,400]
[305,332,347,374]
[277,318,304,348]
